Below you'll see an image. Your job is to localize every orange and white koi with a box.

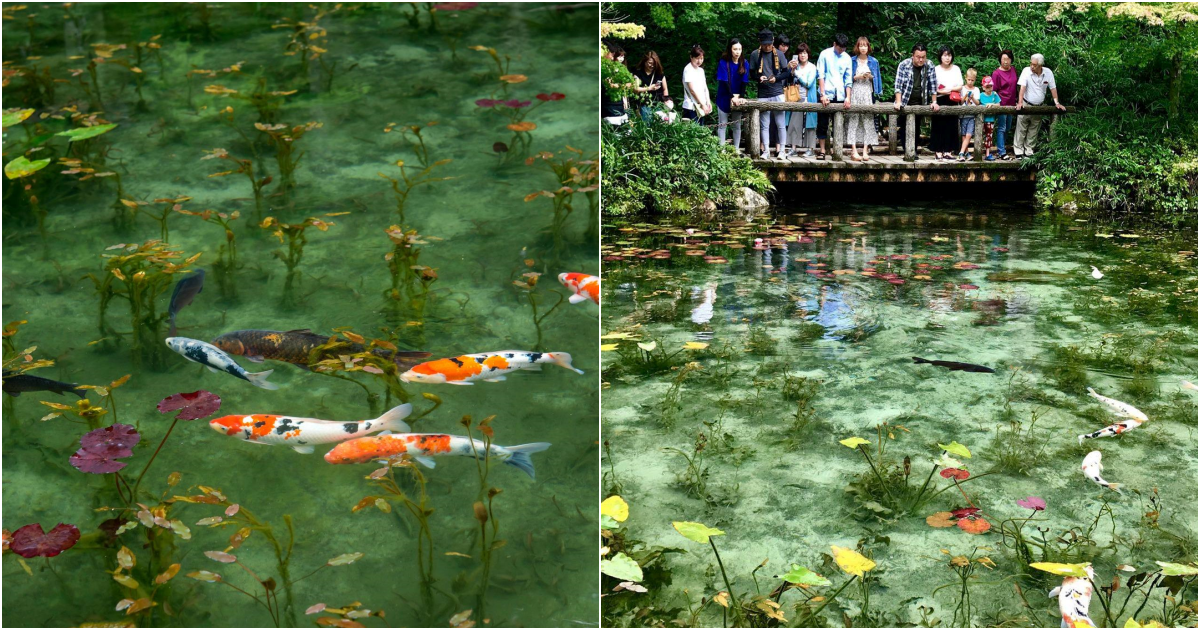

[208,404,411,454]
[1086,387,1148,422]
[1081,450,1120,494]
[399,351,583,385]
[324,433,551,479]
[559,272,599,305]
[1047,564,1096,628]
[1078,417,1144,445]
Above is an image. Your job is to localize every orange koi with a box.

[559,272,599,305]
[208,404,411,454]
[324,434,550,479]
[399,350,583,385]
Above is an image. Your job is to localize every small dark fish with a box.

[2,370,86,398]
[167,269,206,337]
[912,357,995,374]
[211,329,431,371]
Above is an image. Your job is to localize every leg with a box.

[1024,115,1044,155]
[760,106,771,157]
[717,109,729,144]
[731,110,743,151]
[1013,114,1028,156]
[773,110,786,155]
[816,110,829,155]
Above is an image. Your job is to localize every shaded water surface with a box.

[3,3,598,627]
[601,203,1197,627]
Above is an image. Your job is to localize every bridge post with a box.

[973,113,984,161]
[904,113,916,162]
[1050,113,1059,142]
[749,108,761,157]
[888,114,898,155]
[831,110,844,162]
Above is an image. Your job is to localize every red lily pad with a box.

[950,507,980,519]
[71,424,141,473]
[492,142,508,153]
[957,516,991,535]
[959,284,979,290]
[10,523,81,558]
[537,92,566,101]
[940,468,970,480]
[157,391,222,421]
[432,2,477,10]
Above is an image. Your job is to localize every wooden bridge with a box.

[729,102,1074,183]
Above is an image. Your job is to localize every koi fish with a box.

[166,337,279,390]
[1090,266,1103,280]
[1086,387,1148,422]
[2,370,86,398]
[1182,380,1197,392]
[399,351,583,385]
[1047,564,1096,628]
[912,357,995,373]
[1081,451,1120,493]
[559,272,599,305]
[1078,417,1144,445]
[208,404,411,454]
[211,329,430,370]
[167,269,205,337]
[323,433,551,479]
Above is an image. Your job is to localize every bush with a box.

[602,120,771,216]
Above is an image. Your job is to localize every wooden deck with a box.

[751,149,1033,182]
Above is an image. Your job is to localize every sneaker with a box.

[985,154,996,161]
[803,150,814,158]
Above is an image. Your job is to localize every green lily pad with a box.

[1029,562,1090,578]
[601,552,643,582]
[600,515,619,529]
[2,108,34,128]
[672,521,724,544]
[776,564,832,587]
[56,123,117,142]
[1155,561,1199,576]
[938,441,972,459]
[4,156,51,179]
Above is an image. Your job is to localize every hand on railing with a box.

[843,99,852,110]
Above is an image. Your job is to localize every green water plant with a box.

[663,432,709,501]
[87,240,203,368]
[998,497,1117,574]
[461,414,505,620]
[601,495,686,626]
[383,224,440,325]
[175,207,240,300]
[259,214,340,308]
[5,152,53,249]
[379,156,454,223]
[931,548,1000,627]
[255,121,322,193]
[202,147,271,225]
[511,268,566,352]
[272,5,339,89]
[673,521,745,627]
[524,147,599,260]
[655,361,702,430]
[988,406,1049,475]
[611,338,685,377]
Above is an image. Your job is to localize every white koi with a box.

[1081,450,1121,493]
[1047,564,1096,628]
[1086,387,1148,422]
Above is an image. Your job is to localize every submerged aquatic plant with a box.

[87,240,202,368]
[524,147,598,260]
[673,521,745,627]
[383,224,441,326]
[272,5,341,90]
[175,207,240,300]
[259,214,341,308]
[611,338,686,377]
[255,121,322,193]
[476,92,565,157]
[379,156,454,224]
[931,548,998,627]
[511,268,566,351]
[202,147,271,226]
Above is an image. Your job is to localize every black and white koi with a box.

[166,337,279,390]
[1077,417,1144,445]
[1047,564,1096,628]
[1081,451,1120,494]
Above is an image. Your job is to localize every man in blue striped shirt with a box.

[815,32,851,160]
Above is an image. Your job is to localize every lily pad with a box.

[672,521,724,544]
[71,424,140,473]
[831,545,875,578]
[2,108,34,128]
[776,564,832,587]
[56,123,117,142]
[601,552,643,582]
[4,156,51,180]
[938,441,972,459]
[157,390,222,421]
[1029,562,1091,578]
[1155,561,1199,576]
[839,436,869,449]
[10,523,81,558]
[600,496,629,523]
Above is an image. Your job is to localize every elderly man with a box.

[892,43,940,154]
[1013,53,1067,157]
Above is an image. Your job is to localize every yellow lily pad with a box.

[831,545,875,578]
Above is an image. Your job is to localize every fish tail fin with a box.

[376,403,413,433]
[912,356,930,364]
[550,353,585,375]
[1109,482,1122,494]
[390,351,432,369]
[246,369,279,390]
[1086,387,1098,397]
[72,386,87,399]
[503,442,551,480]
[168,315,177,338]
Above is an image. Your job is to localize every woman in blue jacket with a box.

[845,36,882,161]
[716,38,750,151]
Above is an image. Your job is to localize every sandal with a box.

[816,151,826,161]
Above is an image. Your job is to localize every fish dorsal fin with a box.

[413,456,437,469]
[284,328,315,335]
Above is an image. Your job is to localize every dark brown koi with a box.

[210,329,430,370]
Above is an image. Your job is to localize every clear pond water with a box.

[3,3,598,627]
[600,203,1198,627]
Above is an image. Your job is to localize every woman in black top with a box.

[632,51,670,122]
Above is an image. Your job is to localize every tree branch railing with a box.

[729,101,1075,163]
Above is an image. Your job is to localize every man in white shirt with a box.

[1013,53,1067,157]
[814,32,851,159]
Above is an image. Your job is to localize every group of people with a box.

[603,31,1067,162]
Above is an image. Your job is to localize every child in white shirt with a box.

[957,68,981,161]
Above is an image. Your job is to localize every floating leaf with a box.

[600,496,629,523]
[307,603,327,615]
[940,468,970,481]
[839,436,870,449]
[1155,561,1199,576]
[830,545,876,578]
[957,516,991,535]
[599,344,618,351]
[10,523,81,558]
[156,390,222,421]
[926,512,957,528]
[117,546,136,569]
[636,341,657,352]
[938,441,972,459]
[125,598,156,615]
[1016,496,1047,511]
[600,552,643,582]
[205,550,237,563]
[933,454,963,469]
[601,332,638,339]
[713,591,730,608]
[71,424,141,474]
[5,156,51,179]
[777,564,832,587]
[672,521,724,544]
[187,570,223,582]
[113,573,140,589]
[683,342,709,350]
[2,108,34,128]
[155,564,181,584]
[498,74,527,83]
[1030,562,1091,578]
[327,552,364,566]
[56,123,118,142]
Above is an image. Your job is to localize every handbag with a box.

[784,83,801,103]
[949,90,962,103]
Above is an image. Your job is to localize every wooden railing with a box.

[729,102,1075,163]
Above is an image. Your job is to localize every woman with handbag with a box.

[844,36,881,162]
[931,45,963,160]
[784,43,818,158]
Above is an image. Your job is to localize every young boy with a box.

[978,76,1001,161]
[957,68,981,161]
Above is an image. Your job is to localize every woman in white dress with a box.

[784,43,818,158]
[844,36,879,162]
